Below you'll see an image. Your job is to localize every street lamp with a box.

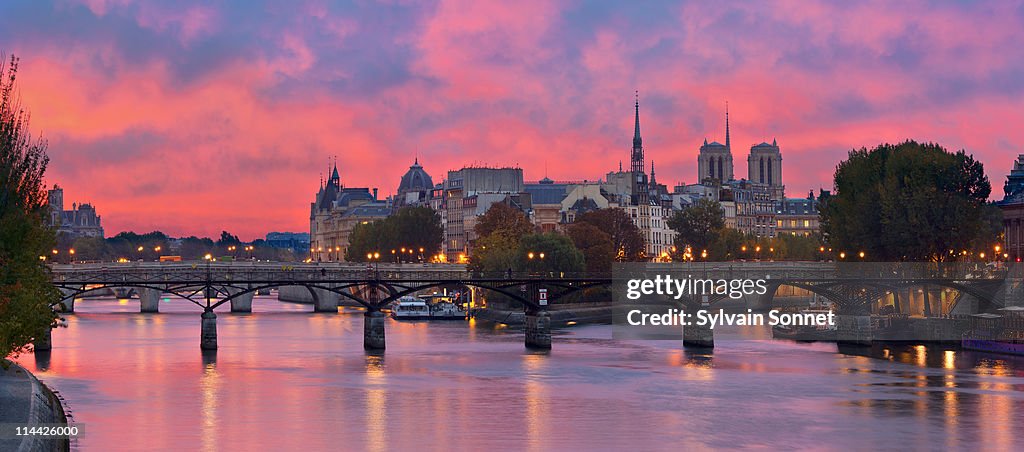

[858,251,865,259]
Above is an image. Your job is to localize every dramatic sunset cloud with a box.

[2,0,1023,239]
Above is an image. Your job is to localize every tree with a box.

[469,203,534,272]
[566,222,615,273]
[345,206,443,262]
[821,140,1001,261]
[474,203,534,241]
[216,231,241,247]
[516,233,585,274]
[668,198,725,254]
[575,208,646,261]
[1,54,60,359]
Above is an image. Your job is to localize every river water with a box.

[15,296,1024,450]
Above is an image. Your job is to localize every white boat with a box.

[390,296,431,319]
[390,294,468,320]
[424,294,467,319]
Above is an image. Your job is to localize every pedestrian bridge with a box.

[44,261,1020,351]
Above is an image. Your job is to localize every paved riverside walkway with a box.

[0,361,68,451]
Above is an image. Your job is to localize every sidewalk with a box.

[0,361,69,451]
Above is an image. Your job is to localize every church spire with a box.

[633,91,642,149]
[650,161,656,184]
[725,101,731,151]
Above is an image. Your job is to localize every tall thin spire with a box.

[633,90,642,148]
[725,101,731,151]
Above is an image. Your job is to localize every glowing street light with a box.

[858,251,865,259]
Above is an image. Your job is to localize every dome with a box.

[398,158,434,194]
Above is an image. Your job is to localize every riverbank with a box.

[0,360,70,452]
[472,303,612,325]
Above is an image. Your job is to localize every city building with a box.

[265,232,311,256]
[613,96,674,259]
[394,158,434,209]
[443,166,526,261]
[524,178,572,232]
[309,163,389,261]
[999,154,1024,261]
[697,106,735,183]
[775,191,821,236]
[47,184,104,239]
[748,140,784,201]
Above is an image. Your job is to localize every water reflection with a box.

[33,349,51,372]
[200,353,221,452]
[364,353,387,452]
[15,298,1024,450]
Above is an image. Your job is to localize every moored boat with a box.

[390,296,431,319]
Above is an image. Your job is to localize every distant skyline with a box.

[3,0,1024,239]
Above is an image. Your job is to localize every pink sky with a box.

[3,0,1023,239]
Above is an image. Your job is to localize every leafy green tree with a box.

[515,233,585,274]
[821,141,1001,261]
[668,198,725,254]
[474,202,534,242]
[566,222,615,273]
[345,206,443,262]
[0,54,60,359]
[575,208,646,261]
[469,203,534,271]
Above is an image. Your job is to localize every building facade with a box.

[48,185,104,239]
[443,167,526,262]
[999,154,1024,262]
[775,191,820,236]
[394,158,434,209]
[697,107,734,183]
[747,140,784,201]
[309,164,390,261]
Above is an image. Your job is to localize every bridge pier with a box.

[683,321,714,349]
[140,288,161,313]
[229,288,254,313]
[313,288,339,313]
[363,310,386,350]
[33,327,52,351]
[524,311,552,350]
[57,288,77,313]
[200,310,218,350]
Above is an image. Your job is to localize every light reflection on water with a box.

[15,297,1024,450]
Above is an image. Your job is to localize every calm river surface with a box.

[15,296,1024,451]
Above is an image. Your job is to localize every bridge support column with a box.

[313,288,339,313]
[836,315,872,346]
[200,310,218,350]
[140,288,161,313]
[363,310,386,350]
[230,290,254,313]
[525,311,552,350]
[683,321,714,348]
[57,288,77,313]
[33,327,52,351]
